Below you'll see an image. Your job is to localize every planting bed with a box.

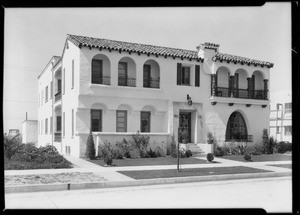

[220,154,292,162]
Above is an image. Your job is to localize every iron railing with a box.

[92,75,111,85]
[214,87,267,100]
[143,78,160,88]
[55,91,61,102]
[54,132,61,142]
[118,76,136,87]
[226,135,253,142]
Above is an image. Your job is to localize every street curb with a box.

[5,171,291,194]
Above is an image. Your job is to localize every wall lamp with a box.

[187,94,193,106]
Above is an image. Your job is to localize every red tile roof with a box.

[67,34,203,61]
[67,34,274,68]
[213,53,274,68]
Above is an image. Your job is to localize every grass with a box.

[267,164,292,169]
[118,166,272,180]
[88,156,216,167]
[220,154,292,162]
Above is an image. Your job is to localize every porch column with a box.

[247,77,251,99]
[211,74,216,96]
[229,76,235,97]
[136,62,143,88]
[263,79,268,100]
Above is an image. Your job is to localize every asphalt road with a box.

[5,176,292,212]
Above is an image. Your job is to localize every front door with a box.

[179,112,191,143]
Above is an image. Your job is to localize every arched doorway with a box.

[226,111,248,141]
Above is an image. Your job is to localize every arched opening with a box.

[251,70,265,99]
[91,54,111,85]
[143,59,160,88]
[226,111,248,141]
[233,68,249,99]
[118,57,136,87]
[216,66,231,97]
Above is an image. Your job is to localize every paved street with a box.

[5,176,292,212]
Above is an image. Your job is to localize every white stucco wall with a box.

[22,120,38,145]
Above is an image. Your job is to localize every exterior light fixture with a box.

[187,94,193,106]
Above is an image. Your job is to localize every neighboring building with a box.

[22,120,38,145]
[269,90,292,142]
[8,129,19,137]
[38,34,273,158]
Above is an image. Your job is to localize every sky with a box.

[3,3,291,133]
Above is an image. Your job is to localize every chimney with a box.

[196,42,220,59]
[26,112,28,121]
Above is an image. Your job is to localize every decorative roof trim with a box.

[212,53,274,68]
[67,34,204,62]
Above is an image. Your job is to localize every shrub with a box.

[34,155,46,164]
[85,132,96,160]
[276,141,292,153]
[45,154,64,164]
[206,153,214,162]
[4,134,23,159]
[129,147,140,159]
[254,143,264,154]
[170,136,177,158]
[131,131,150,153]
[154,145,165,157]
[207,132,217,145]
[147,148,157,158]
[104,154,113,166]
[116,138,132,158]
[237,145,247,155]
[185,150,193,158]
[214,147,224,157]
[244,153,252,162]
[38,145,59,156]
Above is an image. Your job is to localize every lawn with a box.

[220,154,292,162]
[88,156,215,167]
[267,164,292,169]
[118,166,272,180]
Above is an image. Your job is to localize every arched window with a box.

[226,112,248,141]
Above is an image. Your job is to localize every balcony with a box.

[215,87,267,100]
[118,76,136,87]
[92,75,111,85]
[143,78,160,88]
[226,135,253,142]
[54,132,61,142]
[55,91,61,102]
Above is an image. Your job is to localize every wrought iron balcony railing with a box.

[92,75,111,85]
[143,78,160,88]
[54,132,61,142]
[214,87,267,100]
[55,91,61,102]
[118,76,136,87]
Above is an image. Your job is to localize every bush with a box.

[185,150,193,158]
[237,145,247,155]
[155,145,166,157]
[129,147,140,159]
[206,153,214,162]
[170,136,177,158]
[244,153,252,162]
[254,143,264,154]
[104,154,113,166]
[131,131,150,153]
[214,147,224,157]
[147,148,157,158]
[85,132,96,160]
[4,134,23,159]
[276,141,292,154]
[38,145,59,156]
[116,138,131,158]
[45,154,64,164]
[207,132,217,145]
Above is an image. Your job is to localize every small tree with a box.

[4,134,22,159]
[85,132,96,159]
[262,128,270,154]
[207,132,217,145]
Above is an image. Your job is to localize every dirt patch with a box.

[5,172,107,186]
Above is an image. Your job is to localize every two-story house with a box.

[38,34,274,158]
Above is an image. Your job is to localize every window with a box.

[116,110,127,132]
[284,102,292,113]
[72,59,74,89]
[226,112,248,141]
[45,86,48,103]
[45,118,48,134]
[50,116,53,133]
[72,109,74,137]
[91,110,102,132]
[285,126,292,135]
[181,67,190,85]
[50,81,53,99]
[141,111,151,132]
[143,64,151,87]
[58,79,62,92]
[41,119,43,134]
[63,112,65,137]
[92,59,103,84]
[276,126,280,134]
[57,116,61,132]
[118,62,128,86]
[63,69,65,94]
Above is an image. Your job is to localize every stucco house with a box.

[37,34,274,158]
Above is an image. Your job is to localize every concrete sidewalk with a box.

[5,155,292,194]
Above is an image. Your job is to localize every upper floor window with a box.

[118,62,128,86]
[50,81,53,99]
[45,118,48,134]
[91,109,102,132]
[285,126,292,135]
[181,67,190,85]
[92,59,103,84]
[45,86,48,103]
[284,102,292,113]
[116,110,127,132]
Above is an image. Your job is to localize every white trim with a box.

[89,83,163,92]
[76,131,170,135]
[210,96,269,106]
